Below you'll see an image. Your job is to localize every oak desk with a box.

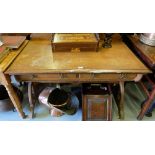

[5,35,150,119]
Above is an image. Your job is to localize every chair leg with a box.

[28,82,36,118]
[137,87,155,120]
[119,81,125,120]
[107,84,112,121]
[108,94,112,121]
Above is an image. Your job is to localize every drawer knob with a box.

[31,74,37,79]
[91,73,95,79]
[76,73,80,78]
[60,73,64,79]
[119,73,127,80]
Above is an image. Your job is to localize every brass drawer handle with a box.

[119,73,127,80]
[60,73,64,79]
[76,73,80,79]
[71,48,80,52]
[91,73,95,79]
[31,74,37,79]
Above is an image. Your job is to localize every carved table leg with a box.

[137,87,155,120]
[107,85,112,121]
[119,81,125,120]
[1,73,26,118]
[28,82,36,118]
[108,94,113,121]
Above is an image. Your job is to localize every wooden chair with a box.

[137,74,155,119]
[122,34,155,120]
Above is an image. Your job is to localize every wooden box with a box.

[52,33,99,52]
[82,84,112,121]
[0,45,10,63]
[1,36,26,49]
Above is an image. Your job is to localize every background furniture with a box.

[1,33,31,40]
[123,34,155,120]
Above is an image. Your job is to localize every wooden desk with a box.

[5,34,150,119]
[125,35,155,120]
[0,40,29,118]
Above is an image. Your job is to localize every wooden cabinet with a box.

[82,84,112,121]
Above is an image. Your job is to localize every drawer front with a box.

[53,43,98,52]
[92,73,137,81]
[15,73,137,82]
[82,95,111,121]
[16,73,61,82]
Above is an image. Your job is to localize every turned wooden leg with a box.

[107,85,112,121]
[119,81,125,120]
[108,94,112,121]
[1,73,26,118]
[137,87,155,120]
[28,82,36,118]
[82,95,87,121]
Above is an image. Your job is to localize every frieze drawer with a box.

[15,74,61,82]
[15,73,138,82]
[92,73,137,81]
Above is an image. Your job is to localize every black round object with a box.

[48,88,68,105]
[0,85,23,111]
[0,85,9,100]
[141,100,152,117]
[145,112,152,117]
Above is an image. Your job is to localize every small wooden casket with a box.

[52,33,99,52]
[0,45,10,63]
[82,84,112,121]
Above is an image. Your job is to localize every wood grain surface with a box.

[5,34,150,74]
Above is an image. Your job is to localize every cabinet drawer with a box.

[16,73,78,82]
[92,73,137,81]
[15,73,138,82]
[60,73,77,79]
[60,73,93,82]
[79,73,92,79]
[16,73,61,82]
[83,95,112,121]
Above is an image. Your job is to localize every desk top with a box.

[5,34,150,75]
[127,35,155,70]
